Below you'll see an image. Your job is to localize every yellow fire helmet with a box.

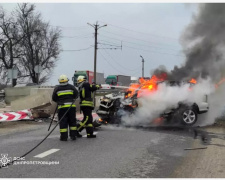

[58,74,69,83]
[77,75,86,83]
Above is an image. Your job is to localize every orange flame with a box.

[98,118,103,122]
[125,73,167,98]
[125,83,141,98]
[189,78,197,84]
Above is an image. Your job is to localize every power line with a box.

[99,34,180,51]
[98,39,121,46]
[130,68,142,76]
[98,48,120,50]
[61,36,93,39]
[100,30,180,49]
[123,44,185,57]
[98,42,121,48]
[98,21,179,41]
[99,36,184,57]
[49,25,88,29]
[99,36,180,52]
[99,44,141,72]
[62,46,93,52]
[61,33,93,38]
[98,50,128,75]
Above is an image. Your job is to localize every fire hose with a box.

[0,99,76,169]
[47,103,58,131]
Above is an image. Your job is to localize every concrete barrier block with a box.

[11,91,53,111]
[4,86,39,104]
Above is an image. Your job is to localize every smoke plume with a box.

[121,4,225,127]
[153,4,225,82]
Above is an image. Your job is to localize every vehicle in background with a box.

[72,70,104,86]
[109,82,123,89]
[105,75,131,87]
[100,84,111,89]
[131,77,138,83]
[138,77,150,82]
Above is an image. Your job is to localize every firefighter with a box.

[52,74,78,141]
[77,75,101,138]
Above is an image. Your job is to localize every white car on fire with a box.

[159,81,209,126]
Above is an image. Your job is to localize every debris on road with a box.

[31,109,51,118]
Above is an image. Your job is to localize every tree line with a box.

[0,3,61,86]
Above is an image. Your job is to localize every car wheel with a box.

[177,106,198,126]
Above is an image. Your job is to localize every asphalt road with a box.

[0,121,194,178]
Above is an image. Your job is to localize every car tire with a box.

[175,105,198,126]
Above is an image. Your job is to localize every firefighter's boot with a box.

[70,136,76,140]
[60,132,68,141]
[77,132,83,138]
[87,134,96,138]
[70,129,77,140]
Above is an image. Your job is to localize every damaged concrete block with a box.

[11,91,53,111]
[31,109,51,118]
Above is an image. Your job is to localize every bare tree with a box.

[16,3,61,84]
[0,6,24,85]
[0,4,61,85]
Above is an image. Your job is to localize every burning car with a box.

[96,92,124,125]
[158,80,209,126]
[96,75,209,126]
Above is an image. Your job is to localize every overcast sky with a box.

[0,3,197,85]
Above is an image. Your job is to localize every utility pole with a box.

[87,21,107,84]
[140,55,145,77]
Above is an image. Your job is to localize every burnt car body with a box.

[95,80,209,126]
[95,92,124,125]
[160,81,209,126]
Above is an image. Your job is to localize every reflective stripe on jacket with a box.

[58,102,76,109]
[79,82,100,107]
[52,83,78,108]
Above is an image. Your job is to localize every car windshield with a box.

[106,79,116,85]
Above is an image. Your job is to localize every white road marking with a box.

[34,149,60,158]
[82,132,98,138]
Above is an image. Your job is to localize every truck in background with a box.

[131,77,138,83]
[72,70,105,86]
[105,75,131,86]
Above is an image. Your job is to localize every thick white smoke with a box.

[121,78,217,126]
[198,82,225,126]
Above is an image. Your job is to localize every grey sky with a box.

[0,3,196,85]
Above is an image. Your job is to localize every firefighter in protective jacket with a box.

[77,75,101,138]
[52,74,78,141]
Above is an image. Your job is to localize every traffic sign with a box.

[7,67,18,79]
[34,65,42,74]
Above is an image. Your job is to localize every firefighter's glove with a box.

[96,84,102,89]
